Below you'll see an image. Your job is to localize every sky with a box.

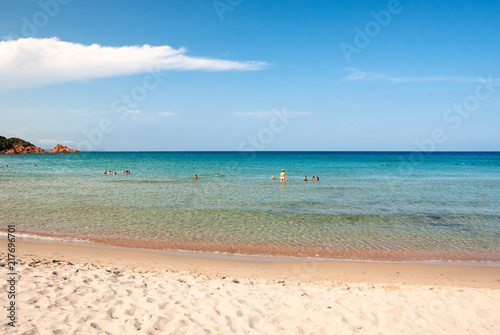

[0,0,499,151]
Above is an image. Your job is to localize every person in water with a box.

[303,176,307,181]
[316,176,319,181]
[270,175,275,180]
[194,174,198,180]
[311,175,316,181]
[280,169,286,182]
[103,171,107,175]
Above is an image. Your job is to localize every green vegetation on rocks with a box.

[0,136,34,151]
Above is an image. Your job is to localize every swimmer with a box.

[215,173,220,176]
[108,171,112,175]
[103,170,107,175]
[270,175,275,180]
[316,176,319,181]
[194,173,198,180]
[122,170,125,174]
[303,176,307,181]
[311,175,315,181]
[280,169,286,182]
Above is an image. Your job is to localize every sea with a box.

[1,151,499,263]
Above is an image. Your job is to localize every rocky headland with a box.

[46,144,81,154]
[0,136,80,154]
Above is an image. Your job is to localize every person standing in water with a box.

[194,174,198,180]
[280,169,286,182]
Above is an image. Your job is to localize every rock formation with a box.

[0,136,80,154]
[46,144,80,153]
[0,144,46,154]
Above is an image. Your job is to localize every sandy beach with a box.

[1,239,499,334]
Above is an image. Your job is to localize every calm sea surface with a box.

[1,152,499,262]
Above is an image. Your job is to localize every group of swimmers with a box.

[103,170,131,175]
[195,170,320,181]
[270,169,320,182]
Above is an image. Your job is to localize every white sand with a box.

[1,241,499,334]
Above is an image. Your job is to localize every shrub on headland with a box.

[0,136,34,151]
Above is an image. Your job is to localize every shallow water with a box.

[1,151,499,261]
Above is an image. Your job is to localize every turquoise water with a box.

[1,152,499,261]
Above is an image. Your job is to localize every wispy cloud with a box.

[4,130,21,137]
[122,110,141,120]
[234,108,310,118]
[159,112,175,116]
[341,67,500,83]
[0,37,268,92]
[38,139,77,146]
[340,67,384,81]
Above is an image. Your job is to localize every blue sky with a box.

[0,0,499,151]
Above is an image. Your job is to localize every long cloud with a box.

[234,109,310,118]
[0,37,267,92]
[341,67,500,83]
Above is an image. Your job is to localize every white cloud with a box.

[38,139,77,146]
[340,68,388,82]
[389,76,489,83]
[38,139,57,145]
[341,67,372,81]
[159,112,174,116]
[4,130,21,137]
[0,37,268,92]
[234,108,310,118]
[121,110,141,120]
[341,67,500,83]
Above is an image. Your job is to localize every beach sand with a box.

[1,239,499,334]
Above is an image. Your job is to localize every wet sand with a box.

[7,229,500,262]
